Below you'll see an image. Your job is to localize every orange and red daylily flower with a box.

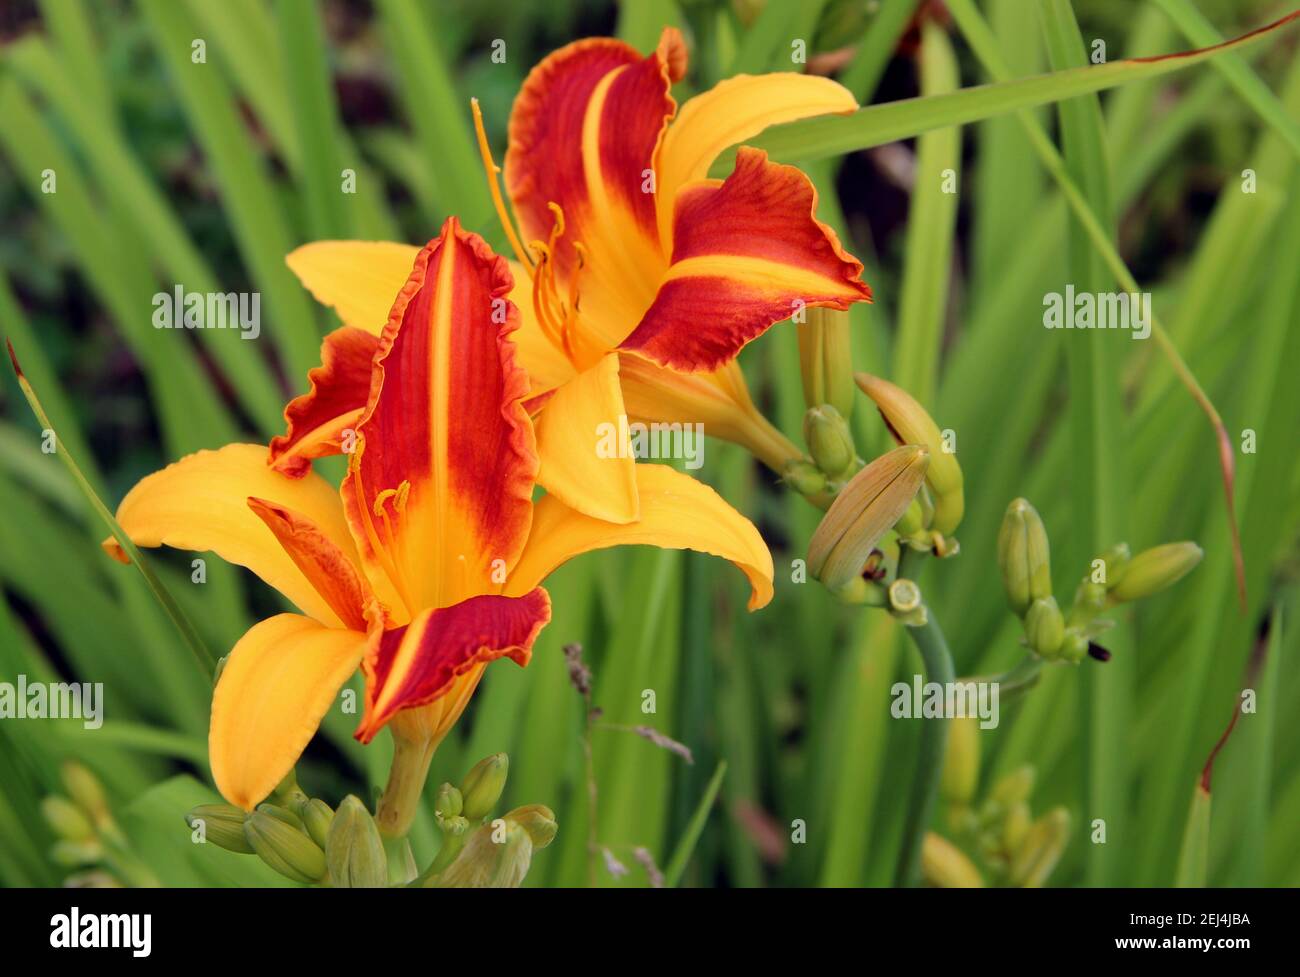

[280,27,872,524]
[103,219,772,811]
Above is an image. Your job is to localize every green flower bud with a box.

[435,783,463,819]
[856,373,964,534]
[1024,596,1065,659]
[798,306,855,418]
[1002,801,1031,854]
[1009,807,1070,888]
[828,574,888,606]
[42,796,95,842]
[186,803,255,854]
[244,811,326,884]
[302,799,334,849]
[460,754,509,821]
[1108,542,1203,603]
[1095,542,1131,587]
[435,820,534,889]
[997,498,1052,617]
[60,763,109,826]
[989,765,1035,811]
[256,803,305,831]
[808,445,929,591]
[941,717,980,807]
[326,795,387,888]
[803,404,856,478]
[51,840,103,867]
[504,804,558,849]
[921,833,984,888]
[895,496,926,537]
[782,459,827,497]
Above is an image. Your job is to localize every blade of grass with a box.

[664,760,726,887]
[6,341,216,677]
[140,0,323,381]
[1040,0,1130,888]
[374,0,492,227]
[725,10,1300,167]
[837,0,918,103]
[892,20,960,407]
[1154,0,1300,160]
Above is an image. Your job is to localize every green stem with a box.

[375,731,435,839]
[893,607,956,887]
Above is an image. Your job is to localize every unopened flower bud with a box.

[856,373,963,534]
[941,717,980,807]
[42,797,94,842]
[1024,596,1065,659]
[808,444,929,591]
[460,753,509,821]
[803,405,856,478]
[798,306,855,418]
[921,832,984,888]
[895,496,926,538]
[989,765,1035,811]
[1009,807,1070,888]
[1002,801,1032,853]
[256,802,305,831]
[829,574,888,606]
[326,795,387,888]
[186,803,255,854]
[1109,542,1203,603]
[436,820,535,889]
[435,783,463,819]
[244,811,326,884]
[505,804,558,849]
[302,798,334,849]
[61,763,109,826]
[998,498,1052,616]
[782,459,827,497]
[1096,542,1131,587]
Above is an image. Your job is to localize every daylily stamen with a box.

[470,97,534,274]
[529,242,568,352]
[350,449,415,616]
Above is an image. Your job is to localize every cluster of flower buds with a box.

[423,753,557,888]
[42,761,156,887]
[928,742,1071,888]
[186,771,384,887]
[184,754,557,888]
[998,498,1203,664]
[856,373,963,556]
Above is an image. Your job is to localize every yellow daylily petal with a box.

[654,74,858,246]
[210,614,367,809]
[510,463,773,610]
[618,354,801,472]
[508,260,576,396]
[285,240,419,335]
[535,353,639,524]
[103,443,358,627]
